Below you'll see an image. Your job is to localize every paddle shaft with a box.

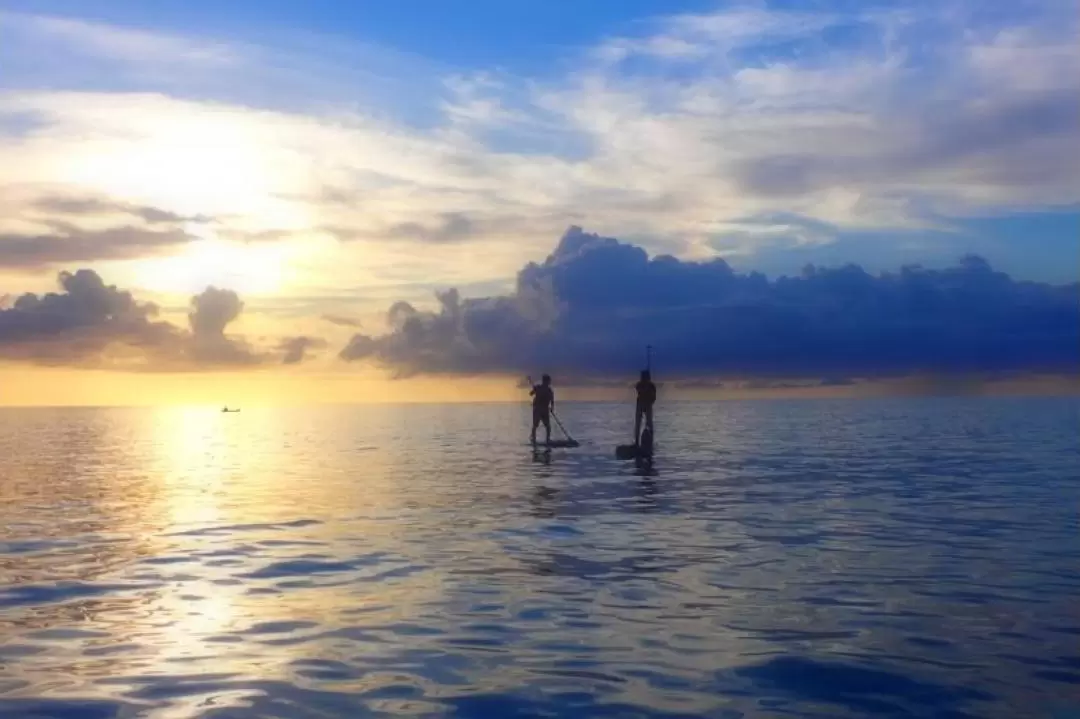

[550,408,575,441]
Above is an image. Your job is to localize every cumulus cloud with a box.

[186,286,259,365]
[339,226,1080,379]
[0,268,171,364]
[0,270,318,369]
[278,335,328,364]
[188,286,243,337]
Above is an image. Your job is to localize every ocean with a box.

[0,398,1077,718]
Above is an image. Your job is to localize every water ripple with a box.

[0,399,1076,718]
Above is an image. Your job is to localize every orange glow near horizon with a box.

[0,365,1076,407]
[0,365,533,407]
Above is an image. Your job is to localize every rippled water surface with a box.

[1,399,1078,718]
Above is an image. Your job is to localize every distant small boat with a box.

[221,406,240,413]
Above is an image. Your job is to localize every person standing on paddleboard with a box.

[634,369,656,448]
[530,374,555,447]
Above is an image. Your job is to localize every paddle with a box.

[550,409,578,445]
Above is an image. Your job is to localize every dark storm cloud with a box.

[0,271,288,369]
[339,226,1080,378]
[0,225,197,269]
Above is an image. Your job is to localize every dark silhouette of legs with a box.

[634,404,654,445]
[532,412,552,446]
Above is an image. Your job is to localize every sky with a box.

[0,0,1077,404]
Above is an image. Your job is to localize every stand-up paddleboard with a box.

[617,420,654,460]
[615,442,652,460]
[530,438,581,449]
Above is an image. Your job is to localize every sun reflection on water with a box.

[2,402,1074,716]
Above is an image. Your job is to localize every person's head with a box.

[541,374,551,385]
[640,370,651,381]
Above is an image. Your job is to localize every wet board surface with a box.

[529,440,580,448]
[616,443,652,459]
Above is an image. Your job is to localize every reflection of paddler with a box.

[529,374,555,447]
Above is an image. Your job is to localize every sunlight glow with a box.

[57,102,289,219]
[132,231,292,296]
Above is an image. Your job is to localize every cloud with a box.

[386,212,474,244]
[0,188,214,268]
[188,286,243,336]
[321,313,361,328]
[0,270,317,369]
[278,335,328,364]
[1,0,1076,290]
[0,268,171,364]
[0,225,197,269]
[186,286,259,365]
[339,226,1080,379]
[30,195,205,224]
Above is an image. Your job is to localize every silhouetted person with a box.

[634,370,656,447]
[530,374,555,447]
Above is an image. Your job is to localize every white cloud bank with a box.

[0,1,1076,302]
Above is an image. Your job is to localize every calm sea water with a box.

[0,399,1077,719]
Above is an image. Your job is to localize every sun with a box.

[41,95,327,297]
[131,227,292,297]
[55,97,292,220]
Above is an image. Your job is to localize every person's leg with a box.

[645,404,654,432]
[543,415,551,444]
[530,412,539,445]
[634,403,643,445]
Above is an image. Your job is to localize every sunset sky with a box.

[0,0,1077,405]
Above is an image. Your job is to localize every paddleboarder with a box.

[634,369,656,448]
[530,374,555,447]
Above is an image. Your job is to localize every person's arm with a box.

[550,389,555,411]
